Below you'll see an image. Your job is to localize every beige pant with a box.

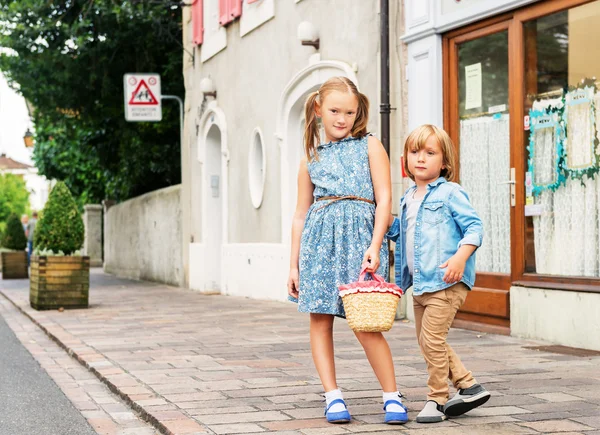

[413,283,476,405]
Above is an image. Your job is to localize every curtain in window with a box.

[459,114,511,273]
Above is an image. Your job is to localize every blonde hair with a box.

[303,76,369,160]
[403,124,458,182]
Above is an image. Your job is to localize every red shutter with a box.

[192,0,203,45]
[219,0,229,25]
[229,0,243,18]
[219,0,243,25]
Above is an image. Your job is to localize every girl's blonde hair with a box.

[403,124,458,182]
[303,76,369,160]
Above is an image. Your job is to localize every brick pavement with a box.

[1,269,599,435]
[0,290,159,435]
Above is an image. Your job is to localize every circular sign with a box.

[128,77,137,86]
[148,77,157,85]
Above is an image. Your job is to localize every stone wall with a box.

[104,185,183,287]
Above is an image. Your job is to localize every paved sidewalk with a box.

[0,296,159,435]
[1,270,600,435]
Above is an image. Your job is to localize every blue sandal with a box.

[325,398,351,423]
[384,399,408,424]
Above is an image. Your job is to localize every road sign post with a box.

[123,74,183,167]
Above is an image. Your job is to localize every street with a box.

[0,309,96,435]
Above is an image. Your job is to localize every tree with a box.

[0,0,184,204]
[0,173,30,234]
[34,181,84,255]
[1,213,27,250]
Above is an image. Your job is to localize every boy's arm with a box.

[385,216,401,242]
[448,187,483,249]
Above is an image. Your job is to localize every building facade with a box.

[180,0,600,351]
[403,0,600,350]
[181,1,408,300]
[0,153,51,212]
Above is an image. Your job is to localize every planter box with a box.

[1,251,28,279]
[30,256,90,310]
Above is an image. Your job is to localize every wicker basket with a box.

[339,270,403,332]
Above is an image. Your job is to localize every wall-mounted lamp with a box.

[297,21,320,50]
[23,129,34,148]
[200,77,217,99]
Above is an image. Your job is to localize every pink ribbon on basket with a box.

[338,268,404,298]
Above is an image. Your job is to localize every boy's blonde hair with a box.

[303,76,369,160]
[403,124,458,182]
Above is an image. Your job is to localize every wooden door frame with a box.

[443,0,600,296]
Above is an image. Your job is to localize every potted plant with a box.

[1,213,28,279]
[30,182,89,310]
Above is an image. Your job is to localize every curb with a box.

[0,289,209,435]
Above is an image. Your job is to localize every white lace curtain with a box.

[532,95,600,277]
[459,115,511,274]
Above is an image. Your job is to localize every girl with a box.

[387,125,490,423]
[287,77,407,425]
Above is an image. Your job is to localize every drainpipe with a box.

[380,0,391,156]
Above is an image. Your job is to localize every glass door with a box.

[445,21,512,334]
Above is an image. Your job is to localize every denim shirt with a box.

[386,177,483,296]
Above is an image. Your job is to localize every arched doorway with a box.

[190,102,230,292]
[276,61,359,241]
[204,124,223,291]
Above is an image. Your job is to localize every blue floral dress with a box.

[289,135,389,317]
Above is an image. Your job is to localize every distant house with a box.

[0,153,52,211]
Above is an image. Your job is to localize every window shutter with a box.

[219,0,229,25]
[220,0,243,25]
[229,0,243,18]
[192,0,204,45]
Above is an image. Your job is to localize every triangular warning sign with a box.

[129,80,158,105]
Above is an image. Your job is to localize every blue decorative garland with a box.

[562,84,599,181]
[527,79,599,195]
[527,108,566,195]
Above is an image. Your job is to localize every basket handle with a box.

[358,267,386,283]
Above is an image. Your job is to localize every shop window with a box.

[524,1,600,278]
[248,128,266,208]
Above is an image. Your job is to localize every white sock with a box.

[383,391,405,413]
[324,389,347,413]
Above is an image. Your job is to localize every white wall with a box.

[510,286,600,352]
[104,185,183,287]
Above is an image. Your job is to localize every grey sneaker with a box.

[443,384,491,417]
[416,400,446,423]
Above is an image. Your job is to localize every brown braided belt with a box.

[315,195,375,211]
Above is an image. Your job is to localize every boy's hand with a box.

[439,254,467,284]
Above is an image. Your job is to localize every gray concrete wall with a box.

[104,185,183,287]
[83,204,103,267]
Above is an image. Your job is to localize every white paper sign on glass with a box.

[465,63,482,110]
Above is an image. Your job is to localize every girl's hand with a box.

[287,268,299,298]
[439,254,467,284]
[362,246,380,273]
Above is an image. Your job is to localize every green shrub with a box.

[34,182,84,255]
[0,213,27,250]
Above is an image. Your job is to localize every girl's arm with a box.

[363,136,392,273]
[288,159,314,298]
